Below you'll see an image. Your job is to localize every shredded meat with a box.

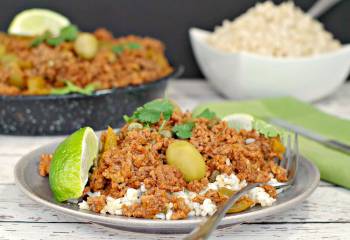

[170,197,191,220]
[190,119,286,182]
[187,178,209,193]
[39,110,286,219]
[38,154,52,176]
[263,185,278,198]
[87,195,106,213]
[0,29,173,95]
[122,189,169,219]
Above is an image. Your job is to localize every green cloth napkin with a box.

[193,97,350,188]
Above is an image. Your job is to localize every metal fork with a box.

[184,133,299,240]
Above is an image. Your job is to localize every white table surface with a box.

[1,79,350,240]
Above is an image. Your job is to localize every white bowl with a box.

[189,28,350,101]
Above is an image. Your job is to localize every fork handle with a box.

[325,140,350,155]
[307,0,341,18]
[183,183,261,240]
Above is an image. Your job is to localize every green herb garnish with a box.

[136,108,162,123]
[123,115,133,123]
[143,99,174,120]
[127,42,141,49]
[59,25,79,41]
[31,31,51,47]
[127,99,174,124]
[112,42,141,55]
[46,36,64,46]
[111,45,124,54]
[253,119,283,137]
[196,108,216,120]
[51,81,96,95]
[125,99,196,138]
[172,122,195,139]
[31,25,79,47]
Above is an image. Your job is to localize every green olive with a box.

[74,33,98,60]
[166,140,206,182]
[160,129,172,138]
[128,122,143,131]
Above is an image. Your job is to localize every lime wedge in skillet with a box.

[8,9,70,36]
[49,127,98,202]
[222,113,255,131]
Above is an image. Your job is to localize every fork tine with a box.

[286,133,299,183]
[280,135,287,166]
[292,133,299,180]
[282,134,292,169]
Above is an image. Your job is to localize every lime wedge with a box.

[222,113,254,131]
[49,127,98,202]
[8,9,70,36]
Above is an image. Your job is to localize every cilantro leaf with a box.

[123,99,175,125]
[253,119,283,137]
[136,108,161,123]
[60,25,79,41]
[31,25,79,48]
[172,122,195,139]
[46,36,64,46]
[81,83,97,95]
[112,42,142,55]
[127,42,141,49]
[144,99,174,120]
[51,81,96,95]
[196,108,216,120]
[30,31,51,47]
[123,115,133,123]
[112,45,124,54]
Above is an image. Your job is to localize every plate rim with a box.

[14,140,320,231]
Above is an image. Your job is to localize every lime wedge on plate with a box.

[222,113,254,131]
[8,9,70,36]
[49,127,98,202]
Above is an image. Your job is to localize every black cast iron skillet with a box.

[0,65,183,135]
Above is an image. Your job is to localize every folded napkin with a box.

[193,97,350,188]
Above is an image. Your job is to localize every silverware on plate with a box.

[184,133,299,240]
[269,118,350,155]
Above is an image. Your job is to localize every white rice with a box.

[207,1,341,57]
[79,173,277,219]
[245,138,256,144]
[248,187,276,207]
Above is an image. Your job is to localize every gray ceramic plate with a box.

[14,140,320,234]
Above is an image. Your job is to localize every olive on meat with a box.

[166,140,206,182]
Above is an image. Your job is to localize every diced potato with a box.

[19,60,33,69]
[8,63,24,88]
[27,76,50,94]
